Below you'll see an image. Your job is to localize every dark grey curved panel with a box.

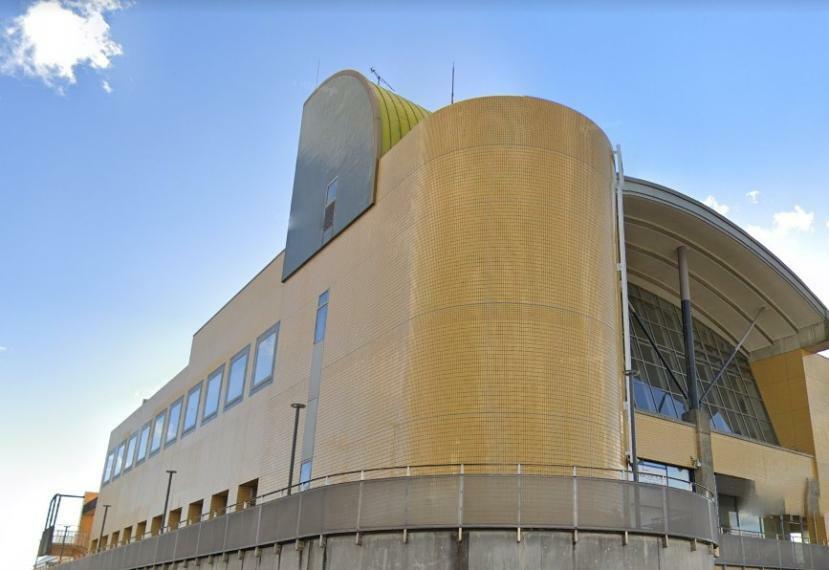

[282,72,379,280]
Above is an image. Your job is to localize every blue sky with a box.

[1,2,828,566]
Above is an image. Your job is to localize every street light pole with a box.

[57,525,70,562]
[97,504,111,552]
[287,403,306,495]
[161,470,177,533]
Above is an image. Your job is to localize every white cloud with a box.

[101,78,111,92]
[772,205,813,236]
[703,195,730,216]
[746,190,760,204]
[0,346,6,352]
[746,206,829,310]
[1,0,127,90]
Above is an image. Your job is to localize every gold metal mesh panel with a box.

[310,96,622,474]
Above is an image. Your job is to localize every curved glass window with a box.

[628,283,777,445]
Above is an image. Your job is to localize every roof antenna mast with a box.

[451,61,455,104]
[369,67,395,92]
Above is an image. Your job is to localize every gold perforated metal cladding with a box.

[309,96,624,474]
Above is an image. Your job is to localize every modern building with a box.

[46,70,829,570]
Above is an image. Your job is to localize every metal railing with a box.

[60,464,719,570]
[94,462,713,547]
[718,531,829,569]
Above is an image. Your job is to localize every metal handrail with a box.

[89,461,714,551]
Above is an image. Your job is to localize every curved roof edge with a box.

[305,69,430,158]
[624,176,828,319]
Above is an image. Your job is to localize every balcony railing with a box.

[56,463,719,570]
[718,531,829,569]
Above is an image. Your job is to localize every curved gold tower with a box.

[397,97,622,469]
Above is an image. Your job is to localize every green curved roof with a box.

[370,84,430,155]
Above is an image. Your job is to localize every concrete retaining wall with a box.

[168,530,714,570]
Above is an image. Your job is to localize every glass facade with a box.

[628,283,777,445]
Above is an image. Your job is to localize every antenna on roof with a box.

[451,62,455,104]
[369,67,395,92]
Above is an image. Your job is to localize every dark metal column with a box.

[677,246,699,410]
[677,246,717,500]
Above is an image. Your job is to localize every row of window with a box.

[101,322,281,484]
[628,283,778,445]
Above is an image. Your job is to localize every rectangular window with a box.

[165,398,183,445]
[150,411,166,455]
[251,324,279,392]
[202,365,223,422]
[124,433,138,472]
[113,441,126,479]
[187,500,204,525]
[314,290,329,344]
[639,459,692,492]
[225,346,249,409]
[322,178,337,242]
[210,490,229,518]
[102,451,115,484]
[183,383,202,434]
[136,422,150,464]
[299,460,312,491]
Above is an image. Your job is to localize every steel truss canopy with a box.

[623,177,829,361]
